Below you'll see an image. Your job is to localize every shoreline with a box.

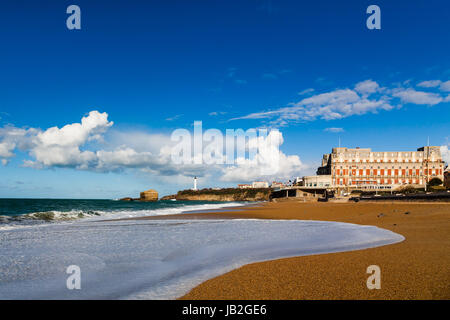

[1,199,448,299]
[159,200,450,299]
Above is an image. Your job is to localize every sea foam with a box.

[0,218,404,299]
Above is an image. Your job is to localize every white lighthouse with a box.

[193,176,198,191]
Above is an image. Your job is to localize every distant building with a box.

[302,175,332,188]
[314,146,445,190]
[270,181,285,189]
[237,184,252,189]
[294,177,303,185]
[252,181,269,188]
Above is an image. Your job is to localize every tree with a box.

[428,178,443,187]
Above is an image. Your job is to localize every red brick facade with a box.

[318,146,445,190]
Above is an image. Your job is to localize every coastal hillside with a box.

[161,188,271,202]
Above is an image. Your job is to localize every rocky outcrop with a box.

[140,189,158,202]
[119,197,135,201]
[121,188,270,202]
[119,189,158,202]
[160,194,176,201]
[174,192,269,201]
[163,188,271,202]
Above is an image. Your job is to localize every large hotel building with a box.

[303,146,445,190]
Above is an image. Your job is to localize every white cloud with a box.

[208,111,227,116]
[95,148,155,171]
[354,79,379,95]
[0,111,306,183]
[0,115,180,175]
[0,126,37,165]
[298,88,314,96]
[220,130,307,182]
[232,84,394,125]
[0,141,15,159]
[166,114,182,121]
[37,111,112,147]
[324,127,344,133]
[417,80,441,88]
[298,88,314,95]
[439,80,450,92]
[392,88,443,105]
[106,130,172,154]
[231,78,450,127]
[417,80,450,92]
[26,111,113,168]
[441,145,450,165]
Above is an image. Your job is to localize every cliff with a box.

[161,188,271,202]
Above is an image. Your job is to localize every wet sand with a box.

[168,200,450,299]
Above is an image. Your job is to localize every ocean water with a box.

[0,198,245,228]
[0,199,405,299]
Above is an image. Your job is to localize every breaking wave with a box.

[0,201,246,229]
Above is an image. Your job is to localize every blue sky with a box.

[0,0,449,198]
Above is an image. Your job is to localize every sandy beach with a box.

[158,200,450,300]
